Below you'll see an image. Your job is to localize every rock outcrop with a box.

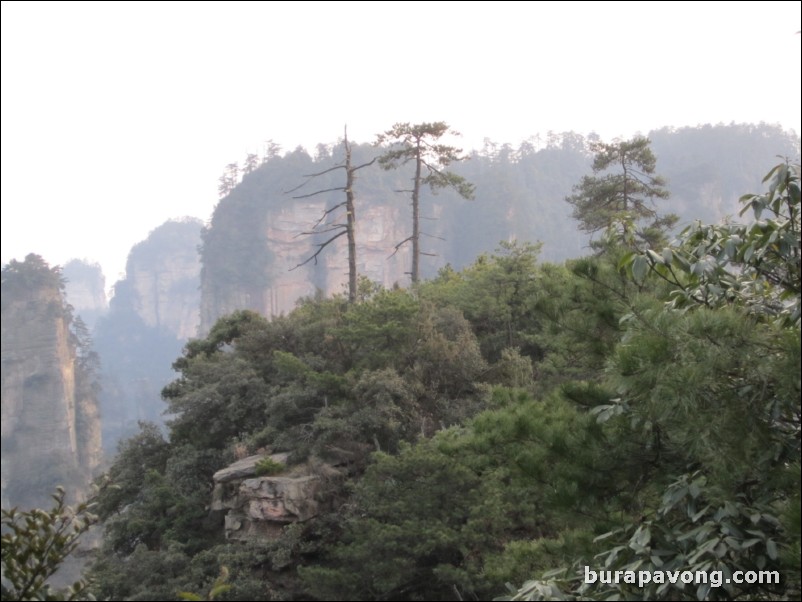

[1,254,102,508]
[211,453,341,541]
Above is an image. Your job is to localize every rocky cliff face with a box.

[1,254,102,508]
[118,219,203,340]
[63,259,108,330]
[211,453,342,541]
[93,219,203,450]
[200,195,410,331]
[199,147,419,333]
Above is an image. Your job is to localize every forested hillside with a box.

[2,123,799,601]
[80,153,800,601]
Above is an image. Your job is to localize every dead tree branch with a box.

[290,229,348,270]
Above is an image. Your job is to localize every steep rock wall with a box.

[121,219,202,340]
[199,148,415,333]
[62,259,108,331]
[1,255,102,508]
[93,219,202,450]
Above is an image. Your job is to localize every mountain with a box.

[199,123,800,330]
[1,254,102,508]
[63,259,108,331]
[93,218,203,450]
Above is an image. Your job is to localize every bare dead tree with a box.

[286,127,375,303]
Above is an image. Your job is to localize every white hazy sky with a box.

[2,1,800,288]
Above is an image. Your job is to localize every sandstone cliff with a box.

[199,146,417,333]
[63,259,108,331]
[200,192,410,331]
[93,219,202,449]
[115,218,203,340]
[1,254,102,508]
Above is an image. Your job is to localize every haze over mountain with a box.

[2,2,799,286]
[199,124,800,326]
[1,121,799,601]
[91,219,203,449]
[10,122,797,456]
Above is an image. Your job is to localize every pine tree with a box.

[377,122,474,283]
[566,136,676,248]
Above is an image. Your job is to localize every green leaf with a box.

[617,251,636,271]
[631,255,649,284]
[691,505,710,523]
[594,530,616,542]
[646,249,663,265]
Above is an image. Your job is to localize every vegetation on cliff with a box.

[3,124,799,601]
[198,123,799,328]
[82,153,800,600]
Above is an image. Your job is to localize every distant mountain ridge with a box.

[199,123,800,331]
[92,218,202,449]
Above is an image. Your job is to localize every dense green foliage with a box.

[1,488,97,601]
[1,254,68,313]
[506,161,801,600]
[78,142,800,600]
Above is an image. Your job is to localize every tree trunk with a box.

[345,135,357,302]
[411,140,422,284]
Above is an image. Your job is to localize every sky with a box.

[2,1,800,290]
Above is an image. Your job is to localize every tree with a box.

[262,139,282,163]
[217,162,240,198]
[505,161,802,600]
[377,122,475,284]
[301,389,628,602]
[288,127,376,303]
[632,160,800,327]
[242,153,259,175]
[1,488,97,601]
[1,253,66,298]
[420,241,545,362]
[566,136,676,248]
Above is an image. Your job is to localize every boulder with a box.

[211,453,339,541]
[212,452,290,483]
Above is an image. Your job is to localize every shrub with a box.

[254,457,285,476]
